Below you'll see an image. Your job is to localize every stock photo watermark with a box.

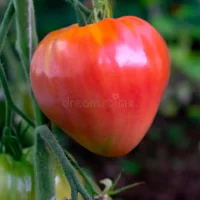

[61,93,134,108]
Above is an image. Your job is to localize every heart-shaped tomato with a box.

[31,16,170,157]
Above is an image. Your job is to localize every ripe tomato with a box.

[30,16,170,157]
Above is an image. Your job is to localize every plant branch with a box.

[65,0,92,26]
[4,102,12,136]
[0,0,15,53]
[35,128,55,200]
[35,126,92,200]
[27,0,38,61]
[12,103,35,127]
[13,0,29,74]
[0,63,35,127]
[14,0,45,126]
[65,0,91,15]
[65,150,101,196]
[27,0,45,126]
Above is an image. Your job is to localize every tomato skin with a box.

[0,154,35,200]
[30,16,170,157]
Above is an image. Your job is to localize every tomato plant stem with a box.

[13,0,29,73]
[0,63,35,128]
[27,0,38,62]
[35,128,55,200]
[13,0,45,126]
[0,0,35,128]
[65,150,101,196]
[35,126,92,200]
[91,0,113,23]
[4,103,12,136]
[66,0,91,26]
[65,0,91,15]
[74,0,88,27]
[92,0,99,23]
[27,0,46,126]
[65,0,112,26]
[0,1,14,53]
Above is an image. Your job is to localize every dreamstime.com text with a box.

[61,93,134,108]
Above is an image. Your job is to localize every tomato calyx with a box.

[65,0,112,26]
[91,0,113,23]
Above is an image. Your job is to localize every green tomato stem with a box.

[0,63,35,128]
[0,2,15,137]
[4,103,12,136]
[65,0,91,15]
[73,0,88,27]
[27,0,38,62]
[35,128,56,200]
[65,150,101,197]
[76,0,91,15]
[0,1,14,53]
[0,0,35,134]
[65,0,113,26]
[27,0,46,126]
[12,102,36,127]
[92,0,99,23]
[13,0,29,73]
[14,0,46,126]
[91,0,113,23]
[35,126,92,200]
[66,0,91,26]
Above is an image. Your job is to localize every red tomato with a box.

[30,16,170,157]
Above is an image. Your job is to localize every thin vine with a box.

[0,63,35,127]
[0,1,14,54]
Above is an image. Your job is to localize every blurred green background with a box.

[0,0,200,200]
